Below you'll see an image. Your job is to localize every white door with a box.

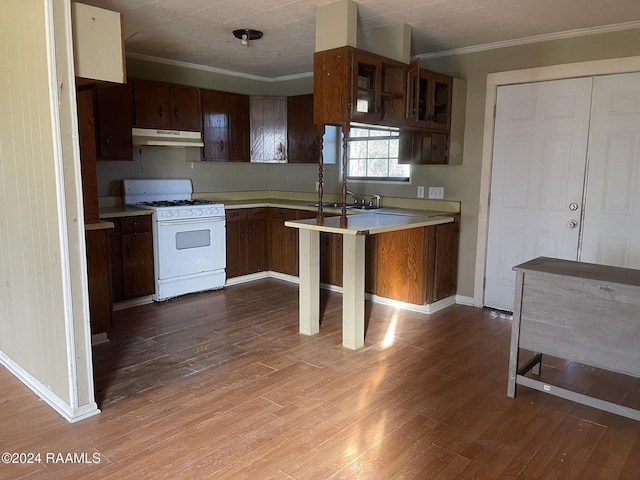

[484,78,593,310]
[580,72,640,268]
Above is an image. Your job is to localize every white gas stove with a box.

[123,179,226,301]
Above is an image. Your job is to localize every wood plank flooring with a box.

[1,278,639,479]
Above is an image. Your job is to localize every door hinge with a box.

[493,104,497,119]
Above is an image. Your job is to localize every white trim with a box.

[474,56,640,308]
[0,351,100,423]
[455,295,475,307]
[224,272,456,314]
[417,21,640,60]
[44,0,81,412]
[126,52,313,83]
[113,295,154,311]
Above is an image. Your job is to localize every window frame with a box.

[344,123,411,183]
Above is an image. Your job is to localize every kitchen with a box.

[2,0,640,477]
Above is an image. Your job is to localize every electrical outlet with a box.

[417,186,425,198]
[428,187,445,199]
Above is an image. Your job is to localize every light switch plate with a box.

[417,186,425,198]
[428,187,445,199]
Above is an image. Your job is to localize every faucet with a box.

[371,194,381,208]
[346,190,361,205]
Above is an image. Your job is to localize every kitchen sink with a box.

[345,204,380,210]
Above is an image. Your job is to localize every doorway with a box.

[475,57,640,310]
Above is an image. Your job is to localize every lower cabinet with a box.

[325,215,460,305]
[226,208,268,278]
[85,227,113,335]
[110,215,155,301]
[268,208,315,276]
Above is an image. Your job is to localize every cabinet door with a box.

[247,208,268,273]
[133,80,171,129]
[432,218,459,302]
[250,96,287,162]
[95,82,133,160]
[398,130,449,165]
[226,221,248,278]
[268,208,298,275]
[367,227,429,305]
[119,215,154,299]
[170,85,201,131]
[85,228,113,335]
[351,50,383,122]
[76,88,100,224]
[427,72,453,131]
[122,231,154,298]
[229,93,250,161]
[202,89,230,161]
[109,219,124,302]
[287,94,319,164]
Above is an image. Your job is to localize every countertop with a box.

[99,198,458,222]
[285,212,454,235]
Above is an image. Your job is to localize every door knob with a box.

[567,219,578,228]
[569,202,579,211]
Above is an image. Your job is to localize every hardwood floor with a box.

[1,278,639,479]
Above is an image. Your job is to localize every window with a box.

[346,124,410,182]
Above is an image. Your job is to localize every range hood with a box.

[132,128,204,148]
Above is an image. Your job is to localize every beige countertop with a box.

[99,206,154,219]
[285,212,454,235]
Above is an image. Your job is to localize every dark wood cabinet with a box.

[202,89,250,162]
[268,208,299,276]
[405,60,453,131]
[133,79,201,131]
[287,94,320,164]
[77,88,100,224]
[85,228,113,335]
[226,208,268,278]
[95,82,133,160]
[309,215,461,305]
[110,215,155,301]
[313,46,406,127]
[399,129,449,165]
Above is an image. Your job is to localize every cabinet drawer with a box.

[269,208,297,221]
[246,208,268,220]
[120,215,151,233]
[226,209,248,222]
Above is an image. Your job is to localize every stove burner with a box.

[136,199,218,207]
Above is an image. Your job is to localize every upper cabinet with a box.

[201,89,250,162]
[133,80,201,131]
[71,3,125,86]
[250,96,288,163]
[405,59,453,131]
[95,82,133,161]
[287,94,319,164]
[313,46,406,126]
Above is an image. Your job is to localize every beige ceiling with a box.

[81,0,640,79]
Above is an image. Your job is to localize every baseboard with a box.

[0,350,100,423]
[113,295,153,311]
[455,295,475,307]
[91,332,109,346]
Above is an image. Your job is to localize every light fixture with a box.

[233,29,263,47]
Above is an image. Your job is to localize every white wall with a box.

[0,0,98,422]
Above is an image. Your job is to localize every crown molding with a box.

[127,21,640,81]
[416,20,640,60]
[126,52,313,83]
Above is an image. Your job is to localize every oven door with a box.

[156,217,226,280]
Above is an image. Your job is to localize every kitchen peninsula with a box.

[286,212,455,349]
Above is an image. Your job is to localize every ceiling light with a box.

[233,29,263,47]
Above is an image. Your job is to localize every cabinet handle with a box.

[104,136,109,148]
[173,106,178,118]
[158,105,164,117]
[130,221,142,226]
[219,140,224,152]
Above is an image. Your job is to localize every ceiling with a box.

[81,0,640,80]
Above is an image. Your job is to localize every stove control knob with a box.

[195,209,203,216]
[186,210,193,216]
[205,209,213,215]
[163,211,172,218]
[172,210,180,217]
